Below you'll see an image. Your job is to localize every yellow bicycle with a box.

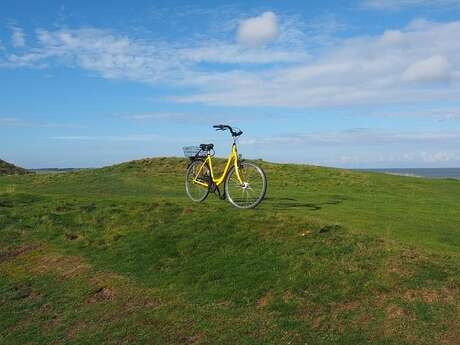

[183,125,267,209]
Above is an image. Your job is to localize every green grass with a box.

[0,157,459,344]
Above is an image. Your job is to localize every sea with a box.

[356,168,460,179]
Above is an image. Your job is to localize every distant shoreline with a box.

[355,168,460,180]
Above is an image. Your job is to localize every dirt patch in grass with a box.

[84,271,162,313]
[41,313,62,333]
[381,305,415,342]
[66,320,89,338]
[282,290,294,302]
[123,296,161,313]
[86,286,115,303]
[305,300,365,334]
[30,252,89,279]
[307,292,440,341]
[441,287,459,304]
[404,289,438,304]
[386,257,414,278]
[179,333,205,345]
[399,248,421,260]
[404,287,459,304]
[385,303,407,319]
[27,249,89,278]
[256,292,273,309]
[0,243,41,262]
[438,322,460,345]
[182,207,193,215]
[334,300,361,312]
[65,233,79,241]
[311,314,325,329]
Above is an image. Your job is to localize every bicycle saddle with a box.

[200,143,214,151]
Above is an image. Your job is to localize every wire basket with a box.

[183,146,203,158]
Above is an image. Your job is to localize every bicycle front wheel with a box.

[185,160,210,202]
[225,162,267,209]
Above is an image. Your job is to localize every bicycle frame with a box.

[192,143,243,187]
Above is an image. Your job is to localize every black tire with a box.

[225,161,267,209]
[185,160,210,202]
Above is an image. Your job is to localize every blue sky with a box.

[1,0,460,168]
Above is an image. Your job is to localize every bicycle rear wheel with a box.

[185,160,210,202]
[225,162,267,209]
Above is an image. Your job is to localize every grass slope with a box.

[0,159,30,175]
[0,157,459,345]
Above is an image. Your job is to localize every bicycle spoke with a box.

[225,162,266,208]
[186,161,210,202]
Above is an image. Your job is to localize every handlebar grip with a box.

[213,124,225,131]
[212,124,242,137]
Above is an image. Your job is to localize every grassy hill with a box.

[0,159,30,175]
[0,157,459,345]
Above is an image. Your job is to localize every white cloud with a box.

[128,113,183,120]
[174,20,460,107]
[11,26,26,47]
[0,117,23,126]
[27,28,181,81]
[2,19,460,109]
[361,0,460,10]
[124,111,258,125]
[237,12,280,47]
[380,30,406,45]
[367,107,460,121]
[179,41,306,64]
[241,128,460,147]
[1,25,305,73]
[435,109,460,121]
[403,55,451,82]
[239,128,460,167]
[50,134,161,141]
[420,151,458,162]
[0,117,82,128]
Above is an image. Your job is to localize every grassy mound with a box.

[0,159,30,175]
[0,157,459,344]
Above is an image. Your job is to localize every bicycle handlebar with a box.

[213,124,243,137]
